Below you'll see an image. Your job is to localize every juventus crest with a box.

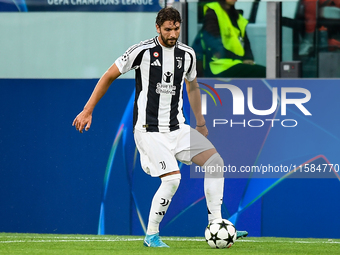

[176,57,182,69]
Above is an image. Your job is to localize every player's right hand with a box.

[72,110,92,133]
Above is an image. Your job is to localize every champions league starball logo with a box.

[200,83,312,128]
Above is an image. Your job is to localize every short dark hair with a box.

[156,7,182,27]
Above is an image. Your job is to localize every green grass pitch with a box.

[1,233,339,255]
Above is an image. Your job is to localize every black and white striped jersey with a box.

[115,36,197,133]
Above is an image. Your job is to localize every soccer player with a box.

[73,7,247,247]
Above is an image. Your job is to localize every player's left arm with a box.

[186,78,208,137]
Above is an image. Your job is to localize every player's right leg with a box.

[134,130,182,247]
[144,171,181,247]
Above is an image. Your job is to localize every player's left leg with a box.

[192,149,224,223]
[187,127,248,239]
[192,148,248,239]
[175,126,223,222]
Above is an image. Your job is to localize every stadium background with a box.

[1,0,340,239]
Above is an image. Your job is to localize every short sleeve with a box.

[185,50,197,82]
[115,43,142,74]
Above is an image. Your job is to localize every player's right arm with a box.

[72,63,121,133]
[73,41,144,133]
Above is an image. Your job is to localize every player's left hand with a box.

[196,125,208,137]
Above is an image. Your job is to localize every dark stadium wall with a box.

[0,78,340,238]
[0,79,134,235]
[262,178,340,238]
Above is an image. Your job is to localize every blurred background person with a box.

[299,0,340,55]
[194,0,266,78]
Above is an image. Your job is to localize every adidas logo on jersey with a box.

[151,59,161,66]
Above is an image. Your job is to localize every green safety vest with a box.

[204,2,249,75]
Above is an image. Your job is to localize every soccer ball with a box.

[204,219,237,249]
